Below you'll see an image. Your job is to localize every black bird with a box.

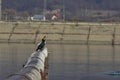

[36,36,46,51]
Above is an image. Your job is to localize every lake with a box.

[0,43,120,80]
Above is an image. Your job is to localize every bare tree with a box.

[3,9,17,21]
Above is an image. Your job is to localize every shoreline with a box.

[0,40,119,45]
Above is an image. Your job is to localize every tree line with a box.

[2,0,120,21]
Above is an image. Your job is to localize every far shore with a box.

[0,21,120,45]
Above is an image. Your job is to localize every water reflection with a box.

[48,44,120,80]
[0,44,120,80]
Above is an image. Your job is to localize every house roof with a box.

[33,15,44,19]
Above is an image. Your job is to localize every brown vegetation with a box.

[2,0,120,21]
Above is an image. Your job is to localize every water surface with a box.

[0,44,120,80]
[48,44,120,80]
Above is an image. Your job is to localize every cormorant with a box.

[36,36,46,51]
